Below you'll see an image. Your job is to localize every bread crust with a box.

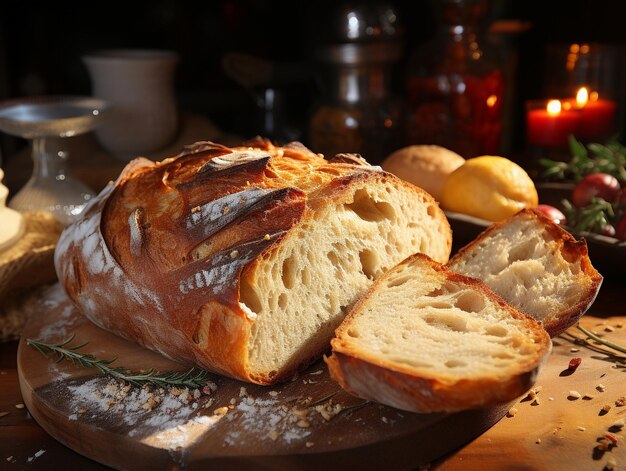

[449,208,603,337]
[55,140,451,384]
[327,253,552,413]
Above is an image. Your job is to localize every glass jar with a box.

[309,62,402,164]
[308,1,404,165]
[405,0,504,157]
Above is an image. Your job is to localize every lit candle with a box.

[526,99,580,149]
[571,87,617,141]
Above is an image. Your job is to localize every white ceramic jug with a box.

[83,49,179,160]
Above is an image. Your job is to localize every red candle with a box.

[526,100,580,149]
[565,88,617,141]
[578,99,617,141]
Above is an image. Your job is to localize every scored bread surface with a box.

[448,208,602,336]
[54,138,452,384]
[327,253,551,413]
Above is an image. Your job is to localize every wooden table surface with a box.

[1,275,623,470]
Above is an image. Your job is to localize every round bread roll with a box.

[382,145,465,200]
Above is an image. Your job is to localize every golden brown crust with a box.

[449,208,603,337]
[327,253,551,413]
[55,140,452,384]
[326,351,542,413]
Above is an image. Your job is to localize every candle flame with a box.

[486,95,497,107]
[547,100,561,115]
[576,87,589,107]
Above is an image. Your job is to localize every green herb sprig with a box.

[562,197,618,234]
[576,324,626,356]
[540,136,626,183]
[27,335,211,389]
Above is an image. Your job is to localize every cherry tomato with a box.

[571,173,621,207]
[601,224,616,237]
[535,204,567,225]
[616,215,626,241]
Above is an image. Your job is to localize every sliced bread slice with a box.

[448,208,603,337]
[326,253,551,413]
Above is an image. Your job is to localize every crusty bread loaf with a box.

[54,138,452,384]
[448,209,602,337]
[326,253,551,413]
[381,145,465,200]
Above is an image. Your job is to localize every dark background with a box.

[0,0,624,162]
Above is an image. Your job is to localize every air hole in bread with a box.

[442,281,459,294]
[423,313,467,332]
[445,359,467,368]
[493,352,514,360]
[426,287,444,298]
[455,291,486,313]
[345,188,396,222]
[347,328,359,338]
[484,325,509,337]
[359,249,379,280]
[327,250,339,266]
[508,243,534,265]
[561,246,579,264]
[300,267,311,286]
[427,204,437,218]
[387,274,412,288]
[240,277,262,315]
[282,256,297,289]
[278,293,287,310]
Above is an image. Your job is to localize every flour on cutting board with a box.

[223,395,312,445]
[59,376,331,450]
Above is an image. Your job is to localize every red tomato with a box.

[601,224,616,237]
[535,204,567,225]
[571,173,621,207]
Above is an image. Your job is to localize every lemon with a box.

[441,156,538,222]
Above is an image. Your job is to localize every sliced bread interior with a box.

[326,253,551,413]
[448,208,603,337]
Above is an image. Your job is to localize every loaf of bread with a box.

[448,209,602,337]
[381,145,465,200]
[326,253,551,413]
[54,138,452,384]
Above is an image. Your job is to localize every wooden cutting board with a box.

[17,284,511,471]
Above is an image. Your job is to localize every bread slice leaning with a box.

[448,208,603,337]
[326,253,551,413]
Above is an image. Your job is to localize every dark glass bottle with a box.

[405,0,504,157]
[308,2,404,165]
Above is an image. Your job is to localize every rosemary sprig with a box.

[576,324,626,355]
[26,334,211,388]
[540,136,626,183]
